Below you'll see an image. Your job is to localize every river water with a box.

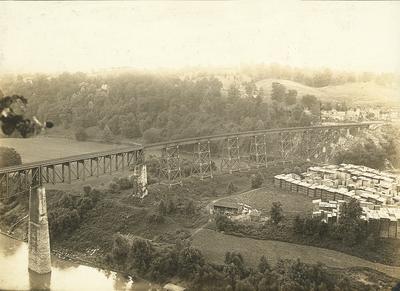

[0,234,155,291]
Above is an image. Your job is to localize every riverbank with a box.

[0,229,144,286]
[0,233,156,291]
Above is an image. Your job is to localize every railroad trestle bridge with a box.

[0,122,383,274]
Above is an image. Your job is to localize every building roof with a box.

[163,283,186,291]
[213,201,240,210]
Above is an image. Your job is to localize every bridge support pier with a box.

[132,164,148,198]
[159,145,182,187]
[249,135,267,168]
[192,141,213,180]
[28,184,51,274]
[221,136,243,173]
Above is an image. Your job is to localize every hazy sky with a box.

[0,1,399,74]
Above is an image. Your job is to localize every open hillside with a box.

[256,78,400,106]
[256,78,324,100]
[320,82,400,105]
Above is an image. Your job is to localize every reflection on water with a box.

[29,270,51,290]
[0,234,155,291]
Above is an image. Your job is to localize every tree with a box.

[301,94,318,109]
[143,127,162,143]
[271,82,286,102]
[258,255,271,273]
[224,251,248,284]
[322,102,333,111]
[110,234,130,265]
[338,199,366,246]
[340,198,362,222]
[293,215,304,234]
[0,147,22,167]
[108,115,121,135]
[158,200,167,216]
[270,202,284,224]
[236,280,254,291]
[102,125,114,143]
[120,114,142,138]
[129,239,155,274]
[335,138,388,170]
[226,182,238,194]
[255,119,265,130]
[177,246,204,279]
[285,89,297,106]
[228,84,240,101]
[167,199,176,214]
[251,172,263,189]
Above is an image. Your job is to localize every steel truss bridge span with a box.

[0,146,144,199]
[0,121,384,275]
[144,122,374,149]
[0,122,382,198]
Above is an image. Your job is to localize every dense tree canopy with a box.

[0,147,22,167]
[0,73,321,143]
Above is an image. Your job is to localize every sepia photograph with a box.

[0,1,399,290]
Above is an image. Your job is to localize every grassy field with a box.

[43,171,271,250]
[215,181,313,216]
[256,79,400,105]
[192,229,400,279]
[0,137,124,163]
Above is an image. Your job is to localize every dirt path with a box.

[192,229,400,279]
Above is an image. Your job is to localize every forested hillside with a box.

[0,72,320,143]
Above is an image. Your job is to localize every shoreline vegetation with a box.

[0,230,146,285]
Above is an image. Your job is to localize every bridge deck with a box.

[0,146,143,174]
[0,122,379,174]
[144,122,375,149]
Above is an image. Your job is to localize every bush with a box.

[167,199,176,214]
[216,214,235,232]
[76,196,94,215]
[0,147,22,167]
[226,182,238,194]
[49,208,81,238]
[185,200,196,216]
[129,239,155,274]
[75,127,88,141]
[108,182,120,193]
[83,185,92,195]
[148,250,179,282]
[115,177,133,190]
[147,213,165,224]
[87,188,102,203]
